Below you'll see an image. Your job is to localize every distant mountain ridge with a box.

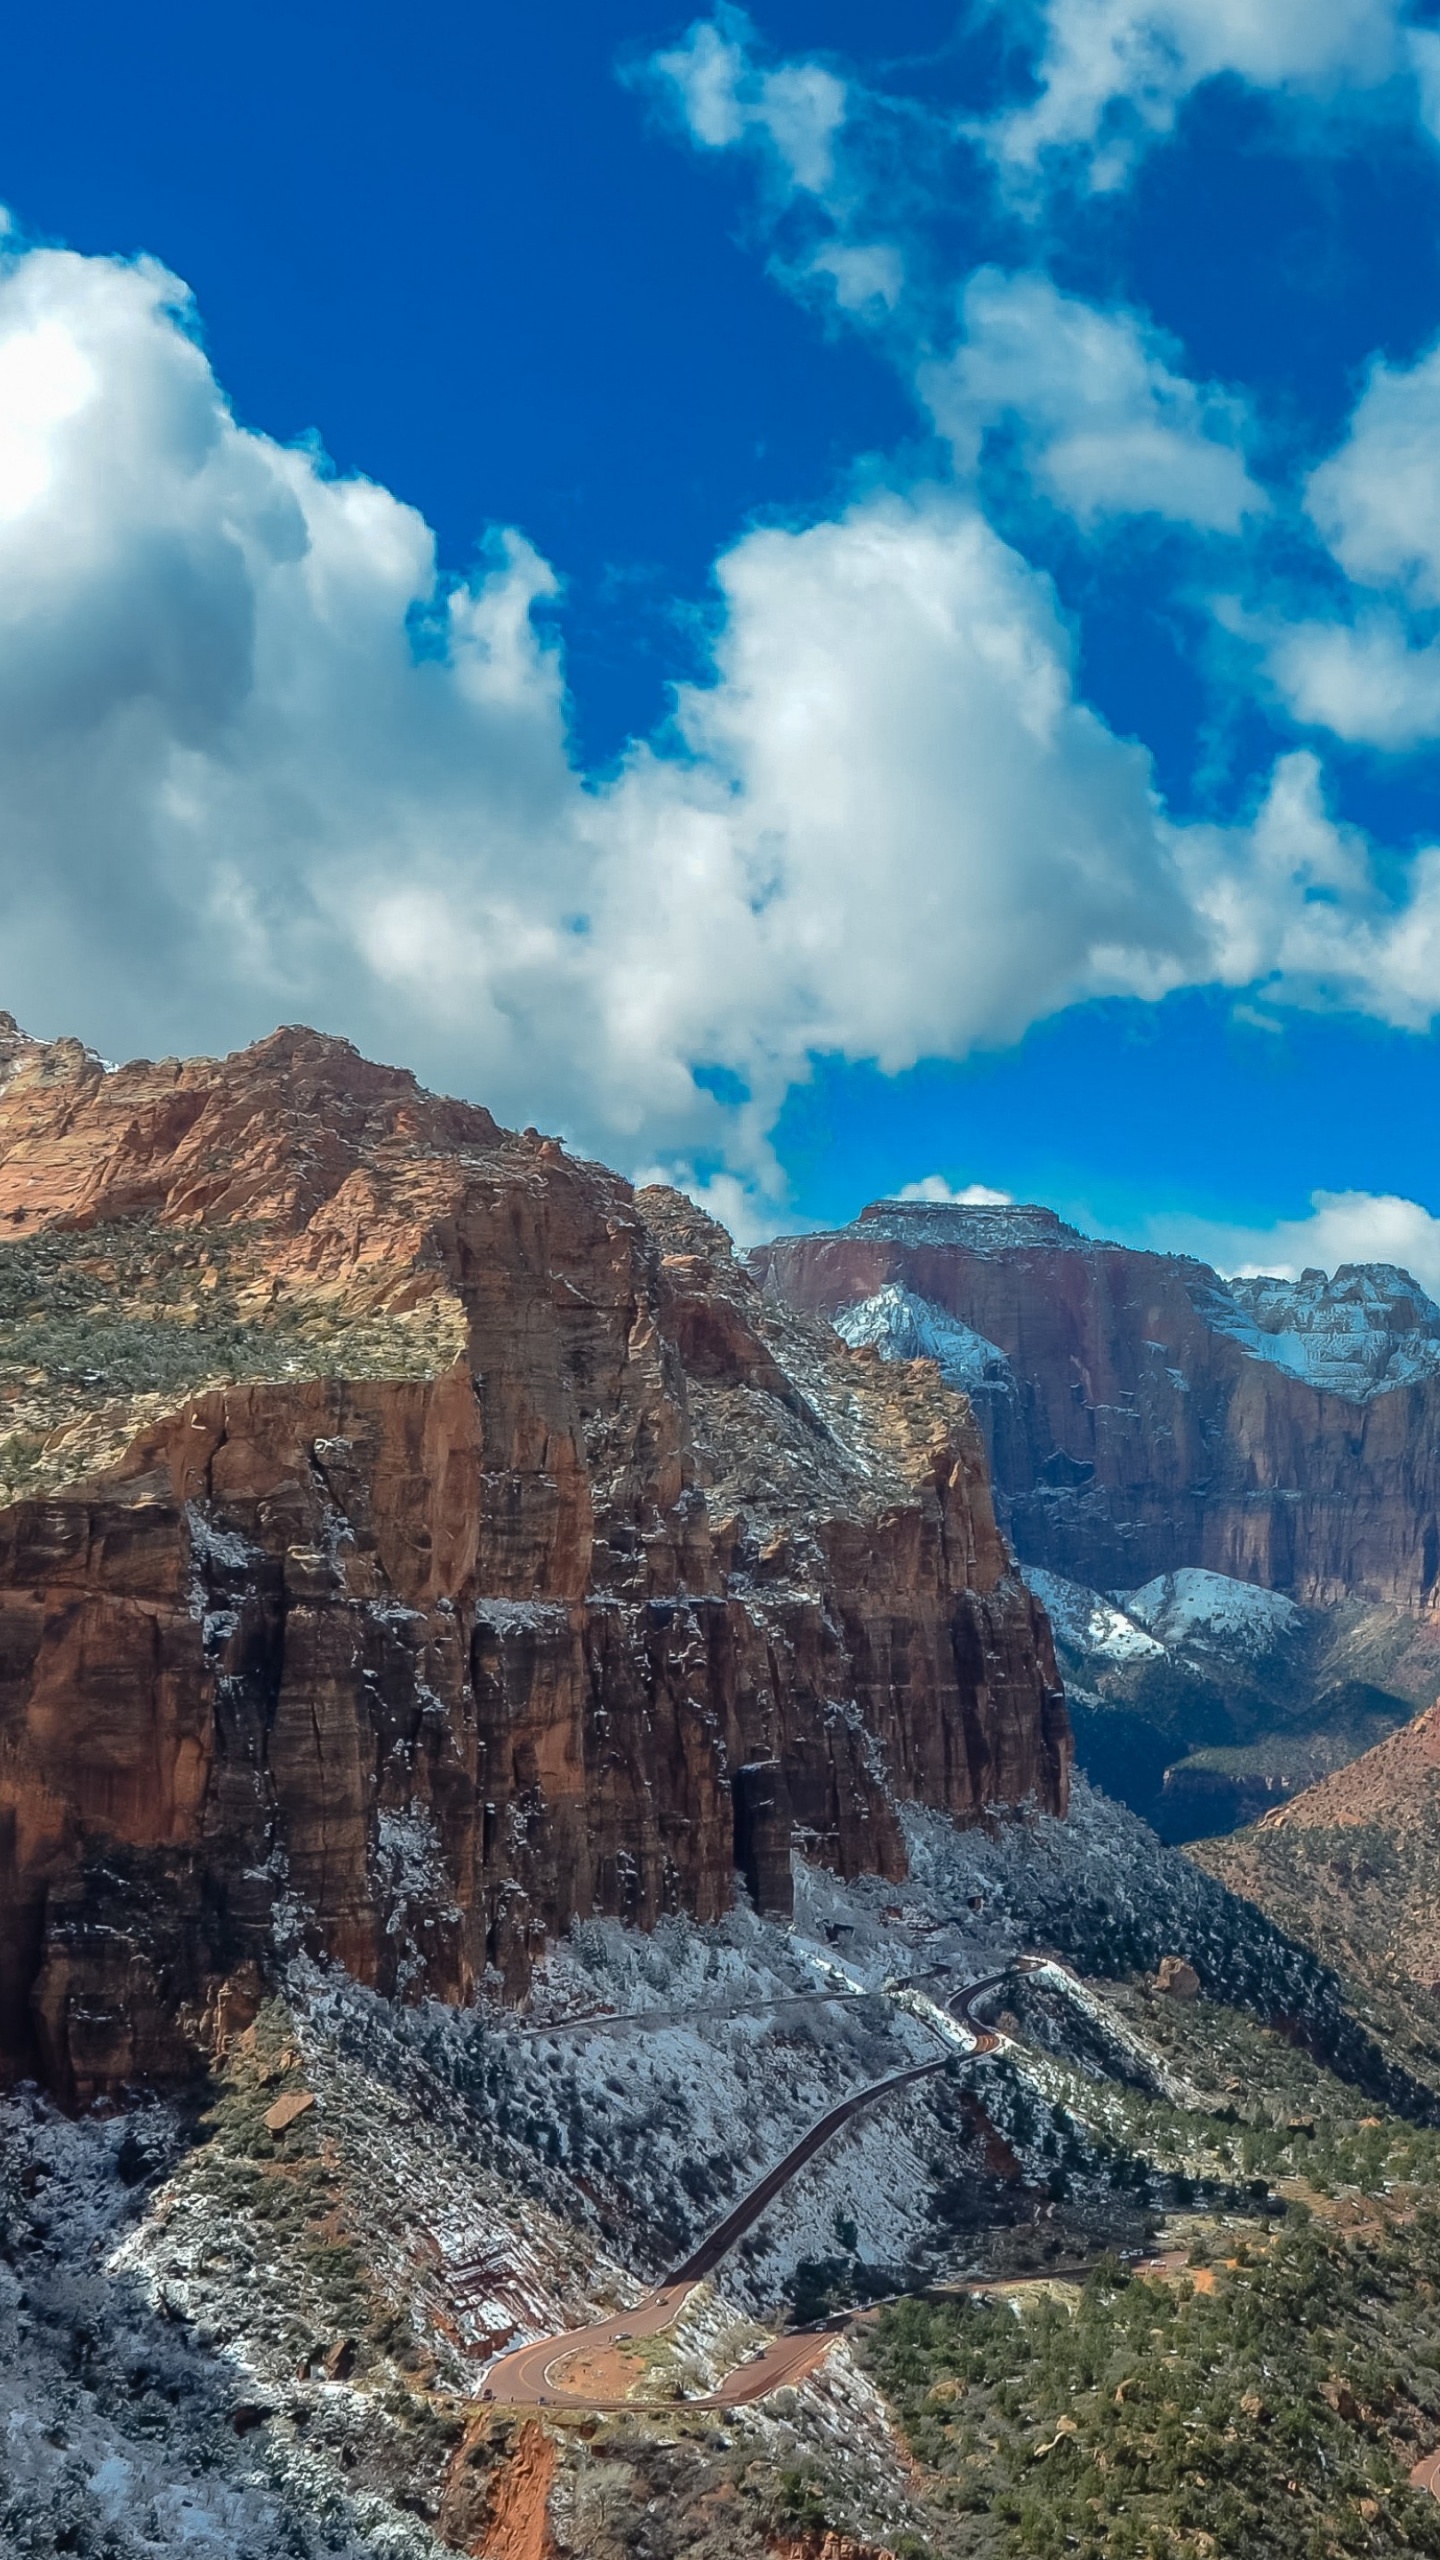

[1027,1556,1438,1842]
[839,1199,1440,1399]
[754,1199,1440,1604]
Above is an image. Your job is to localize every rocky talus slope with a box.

[755,1198,1440,1604]
[0,1018,1066,2099]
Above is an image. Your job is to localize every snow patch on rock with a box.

[1024,1566,1164,1666]
[1192,1263,1440,1399]
[832,1284,1013,1395]
[1117,1567,1303,1659]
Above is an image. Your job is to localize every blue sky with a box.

[7,0,1440,1279]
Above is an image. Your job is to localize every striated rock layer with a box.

[754,1200,1440,1606]
[0,1024,1066,2099]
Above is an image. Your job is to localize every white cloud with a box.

[897,1176,1014,1205]
[1146,1188,1440,1299]
[923,269,1264,531]
[806,240,904,315]
[1254,337,1440,751]
[984,0,1413,189]
[644,7,846,197]
[0,233,1204,1192]
[1307,337,1440,606]
[1265,612,1440,750]
[640,13,926,335]
[635,491,1208,1083]
[1176,751,1440,1029]
[6,233,1440,1226]
[644,27,1271,544]
[649,4,1430,222]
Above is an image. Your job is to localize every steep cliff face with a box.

[754,1200,1440,1607]
[0,1027,1066,2099]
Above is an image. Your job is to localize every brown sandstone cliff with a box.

[754,1200,1440,1606]
[0,1022,1066,2099]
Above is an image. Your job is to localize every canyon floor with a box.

[10,1783,1440,2559]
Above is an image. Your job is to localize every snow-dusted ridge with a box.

[837,1200,1440,1402]
[852,1200,1082,1255]
[1120,1567,1303,1657]
[831,1281,1015,1394]
[1022,1561,1304,1675]
[1024,1566,1165,1667]
[1192,1262,1440,1398]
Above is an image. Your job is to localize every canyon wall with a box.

[754,1200,1440,1607]
[0,1027,1066,2098]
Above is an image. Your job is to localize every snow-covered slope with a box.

[1192,1264,1440,1398]
[1023,1564,1299,1675]
[831,1283,1015,1394]
[1117,1569,1304,1661]
[1022,1564,1332,1841]
[1023,1566,1164,1668]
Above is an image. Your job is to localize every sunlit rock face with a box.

[754,1199,1440,1606]
[0,1027,1065,2099]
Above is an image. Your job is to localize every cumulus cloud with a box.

[1257,336,1440,751]
[636,492,1204,1073]
[1307,336,1440,605]
[0,231,1208,1187]
[1146,1188,1440,1299]
[983,0,1415,189]
[1265,612,1440,751]
[1177,751,1440,1028]
[923,269,1264,531]
[5,231,1440,1219]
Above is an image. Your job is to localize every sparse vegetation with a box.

[855,1998,1440,2557]
[0,1215,465,1501]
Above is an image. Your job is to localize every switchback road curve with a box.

[481,1962,1024,2411]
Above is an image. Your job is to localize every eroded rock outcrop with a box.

[754,1199,1440,1606]
[0,1028,1066,2098]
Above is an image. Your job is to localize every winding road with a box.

[480,1962,1024,2411]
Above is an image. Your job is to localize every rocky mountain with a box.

[0,1018,1066,2102]
[10,1037,1440,2558]
[1029,1559,1440,1840]
[754,1197,1440,1605]
[1197,1701,1440,2060]
[754,1198,1440,1840]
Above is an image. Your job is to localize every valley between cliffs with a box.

[0,1018,1067,2099]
